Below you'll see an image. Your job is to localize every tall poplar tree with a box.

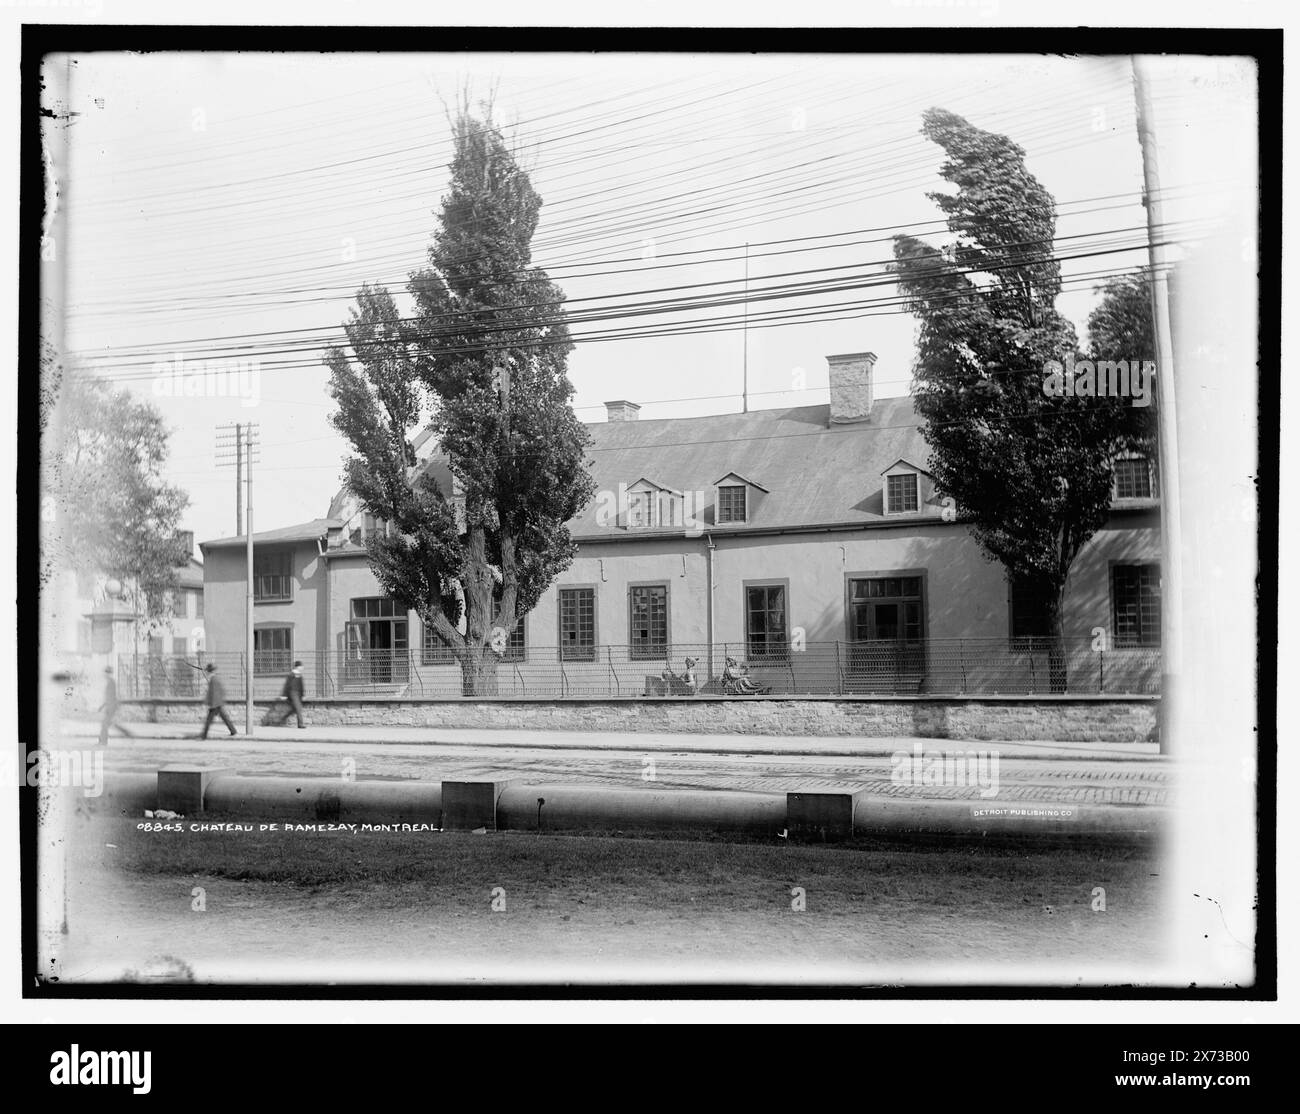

[326,112,594,695]
[891,109,1147,687]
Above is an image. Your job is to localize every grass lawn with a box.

[57,813,1169,986]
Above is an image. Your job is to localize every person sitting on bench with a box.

[722,656,770,695]
[658,656,701,696]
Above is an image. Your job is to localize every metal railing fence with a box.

[118,638,1160,700]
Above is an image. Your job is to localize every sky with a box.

[51,51,1256,552]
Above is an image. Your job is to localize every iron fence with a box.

[118,638,1160,701]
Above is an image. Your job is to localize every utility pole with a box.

[216,422,259,734]
[1132,56,1182,757]
[236,425,243,536]
[245,429,255,735]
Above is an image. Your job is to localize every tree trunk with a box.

[459,645,500,697]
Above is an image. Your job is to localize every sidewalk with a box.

[61,719,1164,762]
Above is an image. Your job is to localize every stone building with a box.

[200,353,1161,698]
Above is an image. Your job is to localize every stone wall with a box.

[115,695,1158,742]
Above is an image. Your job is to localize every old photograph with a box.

[29,35,1269,992]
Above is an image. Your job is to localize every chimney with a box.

[826,351,876,425]
[604,399,641,422]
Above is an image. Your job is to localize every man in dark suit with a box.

[97,666,135,746]
[268,660,307,728]
[200,662,238,738]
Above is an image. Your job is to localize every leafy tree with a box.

[326,112,595,695]
[42,344,191,623]
[891,109,1146,686]
[1087,272,1158,456]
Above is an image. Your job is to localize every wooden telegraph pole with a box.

[216,422,259,734]
[1132,57,1183,756]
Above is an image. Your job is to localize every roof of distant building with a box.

[174,556,205,588]
[200,517,342,550]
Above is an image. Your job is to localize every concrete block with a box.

[441,780,513,831]
[157,765,234,815]
[497,784,785,834]
[204,776,442,823]
[786,791,856,841]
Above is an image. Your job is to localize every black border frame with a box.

[19,23,1281,1002]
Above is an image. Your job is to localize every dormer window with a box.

[881,458,929,516]
[1113,455,1153,500]
[623,478,682,529]
[717,485,747,523]
[362,513,393,543]
[628,490,654,528]
[886,473,919,514]
[712,473,767,525]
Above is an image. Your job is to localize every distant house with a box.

[55,530,206,693]
[201,351,1161,697]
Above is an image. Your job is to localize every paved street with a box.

[63,721,1171,806]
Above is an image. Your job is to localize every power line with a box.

[76,222,1196,376]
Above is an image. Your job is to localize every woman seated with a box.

[680,656,699,695]
[659,656,701,696]
[721,656,769,695]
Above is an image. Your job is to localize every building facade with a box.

[200,353,1161,698]
[53,532,207,696]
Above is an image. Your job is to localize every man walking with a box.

[200,662,238,739]
[97,666,134,746]
[268,660,307,728]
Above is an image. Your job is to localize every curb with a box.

[63,726,1167,764]
[96,767,1166,843]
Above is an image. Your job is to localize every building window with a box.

[192,589,204,619]
[1113,456,1153,500]
[746,584,788,659]
[1111,564,1160,646]
[362,512,391,542]
[1010,576,1055,642]
[847,575,925,678]
[886,473,919,514]
[422,620,456,665]
[351,598,403,620]
[254,549,293,602]
[849,577,924,641]
[77,620,92,655]
[628,585,668,660]
[559,588,596,661]
[346,598,409,684]
[491,600,526,662]
[627,490,654,528]
[148,636,164,657]
[171,637,188,656]
[254,626,292,674]
[717,484,747,524]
